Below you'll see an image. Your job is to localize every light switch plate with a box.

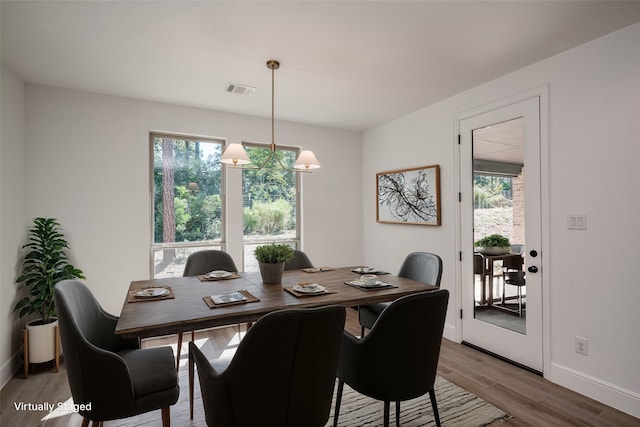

[567,214,587,230]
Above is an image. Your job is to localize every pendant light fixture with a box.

[220,60,321,172]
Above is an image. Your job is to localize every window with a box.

[242,143,300,271]
[151,134,224,277]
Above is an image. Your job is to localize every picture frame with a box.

[376,164,441,226]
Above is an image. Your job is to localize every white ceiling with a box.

[2,1,640,132]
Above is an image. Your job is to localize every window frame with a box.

[149,132,227,277]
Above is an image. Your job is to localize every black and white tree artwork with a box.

[377,165,440,225]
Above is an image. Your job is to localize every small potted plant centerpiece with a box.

[254,243,294,284]
[14,217,85,373]
[474,234,512,255]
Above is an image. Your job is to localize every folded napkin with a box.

[203,289,260,308]
[301,266,336,273]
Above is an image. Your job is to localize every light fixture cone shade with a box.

[294,150,321,170]
[221,143,251,165]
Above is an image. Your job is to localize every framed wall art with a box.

[376,164,441,226]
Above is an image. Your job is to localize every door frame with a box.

[453,86,551,376]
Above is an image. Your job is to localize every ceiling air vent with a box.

[226,83,256,95]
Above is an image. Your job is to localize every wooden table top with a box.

[115,267,436,339]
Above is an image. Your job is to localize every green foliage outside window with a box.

[243,146,297,237]
[474,175,512,209]
[153,137,222,244]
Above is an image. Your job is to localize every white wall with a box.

[362,23,640,416]
[1,62,28,387]
[16,85,361,320]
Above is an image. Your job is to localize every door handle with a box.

[528,265,539,273]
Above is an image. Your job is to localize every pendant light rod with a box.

[267,60,279,153]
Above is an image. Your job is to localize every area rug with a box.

[327,375,512,427]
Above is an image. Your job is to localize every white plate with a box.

[293,283,326,294]
[353,280,387,288]
[135,287,170,298]
[206,270,232,279]
[353,267,377,274]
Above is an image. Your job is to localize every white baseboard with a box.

[1,349,22,390]
[550,362,640,418]
[443,323,457,342]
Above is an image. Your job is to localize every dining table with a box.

[115,267,437,339]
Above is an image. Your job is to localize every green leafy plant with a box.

[474,234,511,248]
[254,243,294,264]
[14,218,85,324]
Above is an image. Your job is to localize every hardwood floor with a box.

[2,309,638,426]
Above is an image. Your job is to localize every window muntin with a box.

[151,134,224,277]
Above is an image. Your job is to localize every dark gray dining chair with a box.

[333,290,449,427]
[179,250,239,370]
[189,305,346,426]
[54,280,179,427]
[183,249,238,276]
[358,252,442,336]
[284,249,314,270]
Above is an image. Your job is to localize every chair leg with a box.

[429,388,441,427]
[161,406,171,427]
[81,418,90,427]
[383,401,390,427]
[189,344,195,420]
[333,379,344,427]
[176,332,183,372]
[518,287,523,317]
[395,401,401,426]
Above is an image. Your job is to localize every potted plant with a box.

[254,243,294,284]
[14,217,85,366]
[474,234,512,255]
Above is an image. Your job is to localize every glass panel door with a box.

[460,97,543,373]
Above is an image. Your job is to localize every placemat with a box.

[351,268,390,275]
[127,286,175,303]
[344,280,398,291]
[198,272,242,282]
[301,266,336,273]
[284,286,338,298]
[203,289,260,308]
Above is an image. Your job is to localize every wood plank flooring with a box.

[1,309,638,426]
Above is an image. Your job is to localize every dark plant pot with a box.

[259,262,285,284]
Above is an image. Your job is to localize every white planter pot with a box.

[25,318,60,364]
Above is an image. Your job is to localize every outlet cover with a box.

[575,337,589,355]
